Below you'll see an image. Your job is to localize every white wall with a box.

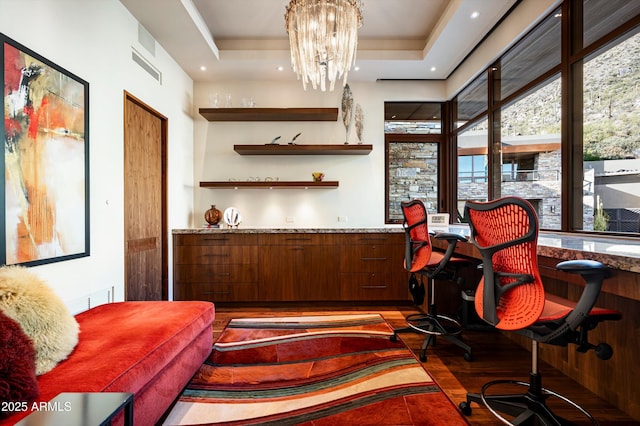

[192,80,446,229]
[1,0,194,311]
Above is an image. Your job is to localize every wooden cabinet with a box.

[173,231,408,303]
[258,234,340,301]
[338,233,407,300]
[173,234,259,302]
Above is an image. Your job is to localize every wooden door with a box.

[124,93,168,300]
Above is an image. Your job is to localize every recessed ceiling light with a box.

[200,66,206,71]
[430,66,437,72]
[354,66,360,71]
[470,11,480,19]
[277,66,284,71]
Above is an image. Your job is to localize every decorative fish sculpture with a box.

[341,84,354,144]
[355,103,363,144]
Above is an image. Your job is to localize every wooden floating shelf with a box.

[234,144,372,155]
[199,108,338,122]
[199,181,339,189]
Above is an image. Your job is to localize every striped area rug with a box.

[164,314,469,425]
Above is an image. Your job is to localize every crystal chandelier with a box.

[285,0,363,91]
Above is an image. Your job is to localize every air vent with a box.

[131,48,162,84]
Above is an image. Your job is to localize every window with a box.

[500,76,562,230]
[386,141,440,223]
[456,118,488,220]
[581,0,640,48]
[384,103,442,134]
[450,0,640,235]
[497,9,561,101]
[459,155,488,183]
[578,31,640,232]
[385,102,444,223]
[455,73,488,128]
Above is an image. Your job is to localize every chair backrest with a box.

[464,197,546,330]
[400,200,432,272]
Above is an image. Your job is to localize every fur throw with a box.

[0,310,39,413]
[0,266,79,375]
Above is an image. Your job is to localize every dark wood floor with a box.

[212,304,639,426]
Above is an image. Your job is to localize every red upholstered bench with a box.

[1,301,214,426]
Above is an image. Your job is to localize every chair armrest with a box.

[434,232,468,244]
[556,259,610,275]
[428,232,467,277]
[556,259,610,330]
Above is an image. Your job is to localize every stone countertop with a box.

[443,225,640,274]
[173,226,640,273]
[172,227,404,234]
[537,232,640,273]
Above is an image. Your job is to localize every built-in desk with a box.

[431,225,640,421]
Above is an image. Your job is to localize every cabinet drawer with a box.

[174,233,258,246]
[174,282,259,302]
[257,234,331,246]
[336,233,404,245]
[340,245,402,272]
[174,263,258,283]
[174,246,257,265]
[340,273,408,300]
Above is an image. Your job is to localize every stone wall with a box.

[388,142,438,222]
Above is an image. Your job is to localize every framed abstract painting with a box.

[1,33,89,266]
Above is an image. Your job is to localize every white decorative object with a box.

[341,84,354,144]
[428,213,450,231]
[223,207,242,227]
[285,0,363,91]
[354,103,363,144]
[209,93,219,107]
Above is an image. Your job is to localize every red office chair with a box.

[391,199,472,362]
[459,196,622,425]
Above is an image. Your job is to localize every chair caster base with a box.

[405,313,463,336]
[461,379,600,425]
[459,401,472,416]
[393,316,472,363]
